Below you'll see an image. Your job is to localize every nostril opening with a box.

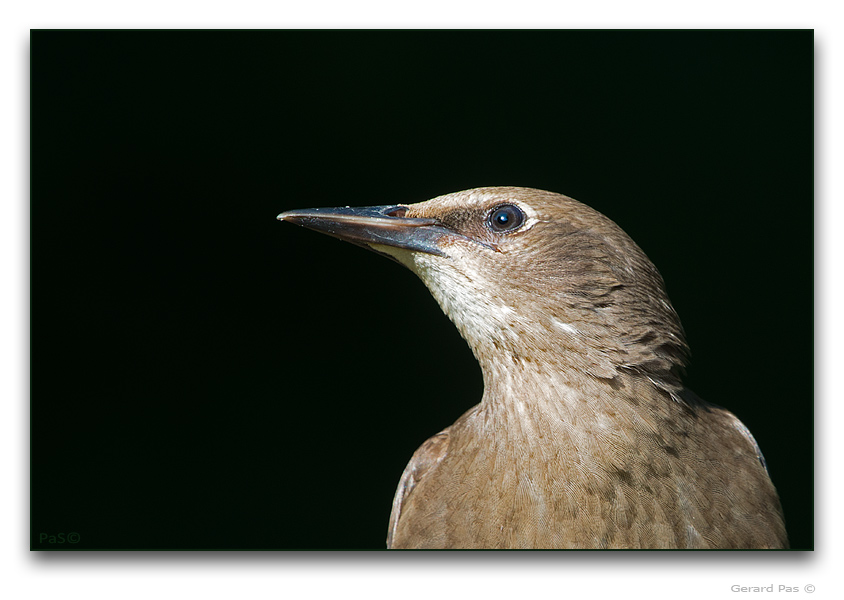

[384,206,408,218]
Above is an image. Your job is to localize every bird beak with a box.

[277,204,450,258]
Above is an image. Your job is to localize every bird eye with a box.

[487,204,525,233]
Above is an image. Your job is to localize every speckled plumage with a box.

[280,187,788,549]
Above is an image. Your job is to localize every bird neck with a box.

[475,348,678,432]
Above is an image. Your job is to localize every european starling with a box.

[278,187,788,549]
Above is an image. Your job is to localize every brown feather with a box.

[386,188,786,549]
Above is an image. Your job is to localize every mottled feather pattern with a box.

[389,360,786,548]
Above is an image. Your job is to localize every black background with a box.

[32,30,812,550]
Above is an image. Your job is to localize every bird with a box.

[277,186,788,549]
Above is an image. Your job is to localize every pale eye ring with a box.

[487,204,525,233]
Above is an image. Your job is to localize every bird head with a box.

[279,187,688,390]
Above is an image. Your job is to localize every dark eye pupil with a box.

[488,204,524,233]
